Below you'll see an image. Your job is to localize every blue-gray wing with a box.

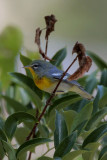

[47,66,81,87]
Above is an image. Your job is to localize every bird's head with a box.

[24,60,53,78]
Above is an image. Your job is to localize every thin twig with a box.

[26,55,78,141]
[28,151,32,160]
[44,37,49,60]
[27,109,39,160]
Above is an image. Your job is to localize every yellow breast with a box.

[28,67,53,91]
[35,77,53,91]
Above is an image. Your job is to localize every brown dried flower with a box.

[44,14,57,40]
[68,42,92,80]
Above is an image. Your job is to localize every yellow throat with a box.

[28,67,53,91]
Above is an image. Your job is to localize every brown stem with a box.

[27,109,39,160]
[26,55,78,141]
[28,151,32,160]
[44,37,49,60]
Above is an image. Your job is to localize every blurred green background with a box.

[0,0,107,53]
[0,0,107,84]
[0,0,107,54]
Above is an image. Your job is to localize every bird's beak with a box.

[23,65,31,69]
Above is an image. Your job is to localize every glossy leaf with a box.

[85,108,107,131]
[15,127,30,145]
[70,102,93,133]
[93,85,107,114]
[16,138,52,158]
[5,112,36,139]
[54,158,62,160]
[0,117,5,130]
[10,72,42,98]
[77,76,88,86]
[73,120,87,136]
[82,124,107,148]
[82,142,100,160]
[62,150,88,160]
[100,69,107,87]
[38,124,49,138]
[61,110,77,134]
[10,72,42,108]
[100,155,107,160]
[0,141,5,159]
[98,145,107,160]
[1,95,26,112]
[51,48,67,67]
[0,128,7,141]
[86,51,107,70]
[54,110,68,149]
[48,95,81,114]
[54,131,77,158]
[1,140,16,160]
[85,70,98,94]
[99,93,107,108]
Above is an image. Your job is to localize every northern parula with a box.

[25,60,93,100]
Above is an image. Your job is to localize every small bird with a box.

[24,60,93,100]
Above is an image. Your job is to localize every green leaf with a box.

[0,26,23,86]
[100,69,107,87]
[54,158,62,160]
[0,117,5,130]
[54,131,77,158]
[1,140,16,160]
[51,48,67,67]
[77,76,88,86]
[10,72,42,109]
[15,127,30,145]
[100,155,107,160]
[0,128,7,141]
[16,138,52,158]
[61,110,77,134]
[93,85,107,114]
[86,51,107,70]
[5,112,36,139]
[73,120,87,136]
[20,54,32,77]
[82,124,107,148]
[10,72,42,98]
[99,145,107,160]
[62,150,88,160]
[82,142,100,160]
[85,108,107,131]
[38,157,53,160]
[38,124,49,138]
[0,141,5,159]
[26,50,40,60]
[70,102,93,133]
[48,95,81,114]
[54,110,68,149]
[84,70,98,94]
[1,95,26,112]
[99,93,107,108]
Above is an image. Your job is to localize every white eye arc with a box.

[32,64,39,69]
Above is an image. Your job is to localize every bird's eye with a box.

[33,64,38,69]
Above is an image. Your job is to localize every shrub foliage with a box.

[0,26,107,160]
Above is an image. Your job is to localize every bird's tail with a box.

[70,85,93,100]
